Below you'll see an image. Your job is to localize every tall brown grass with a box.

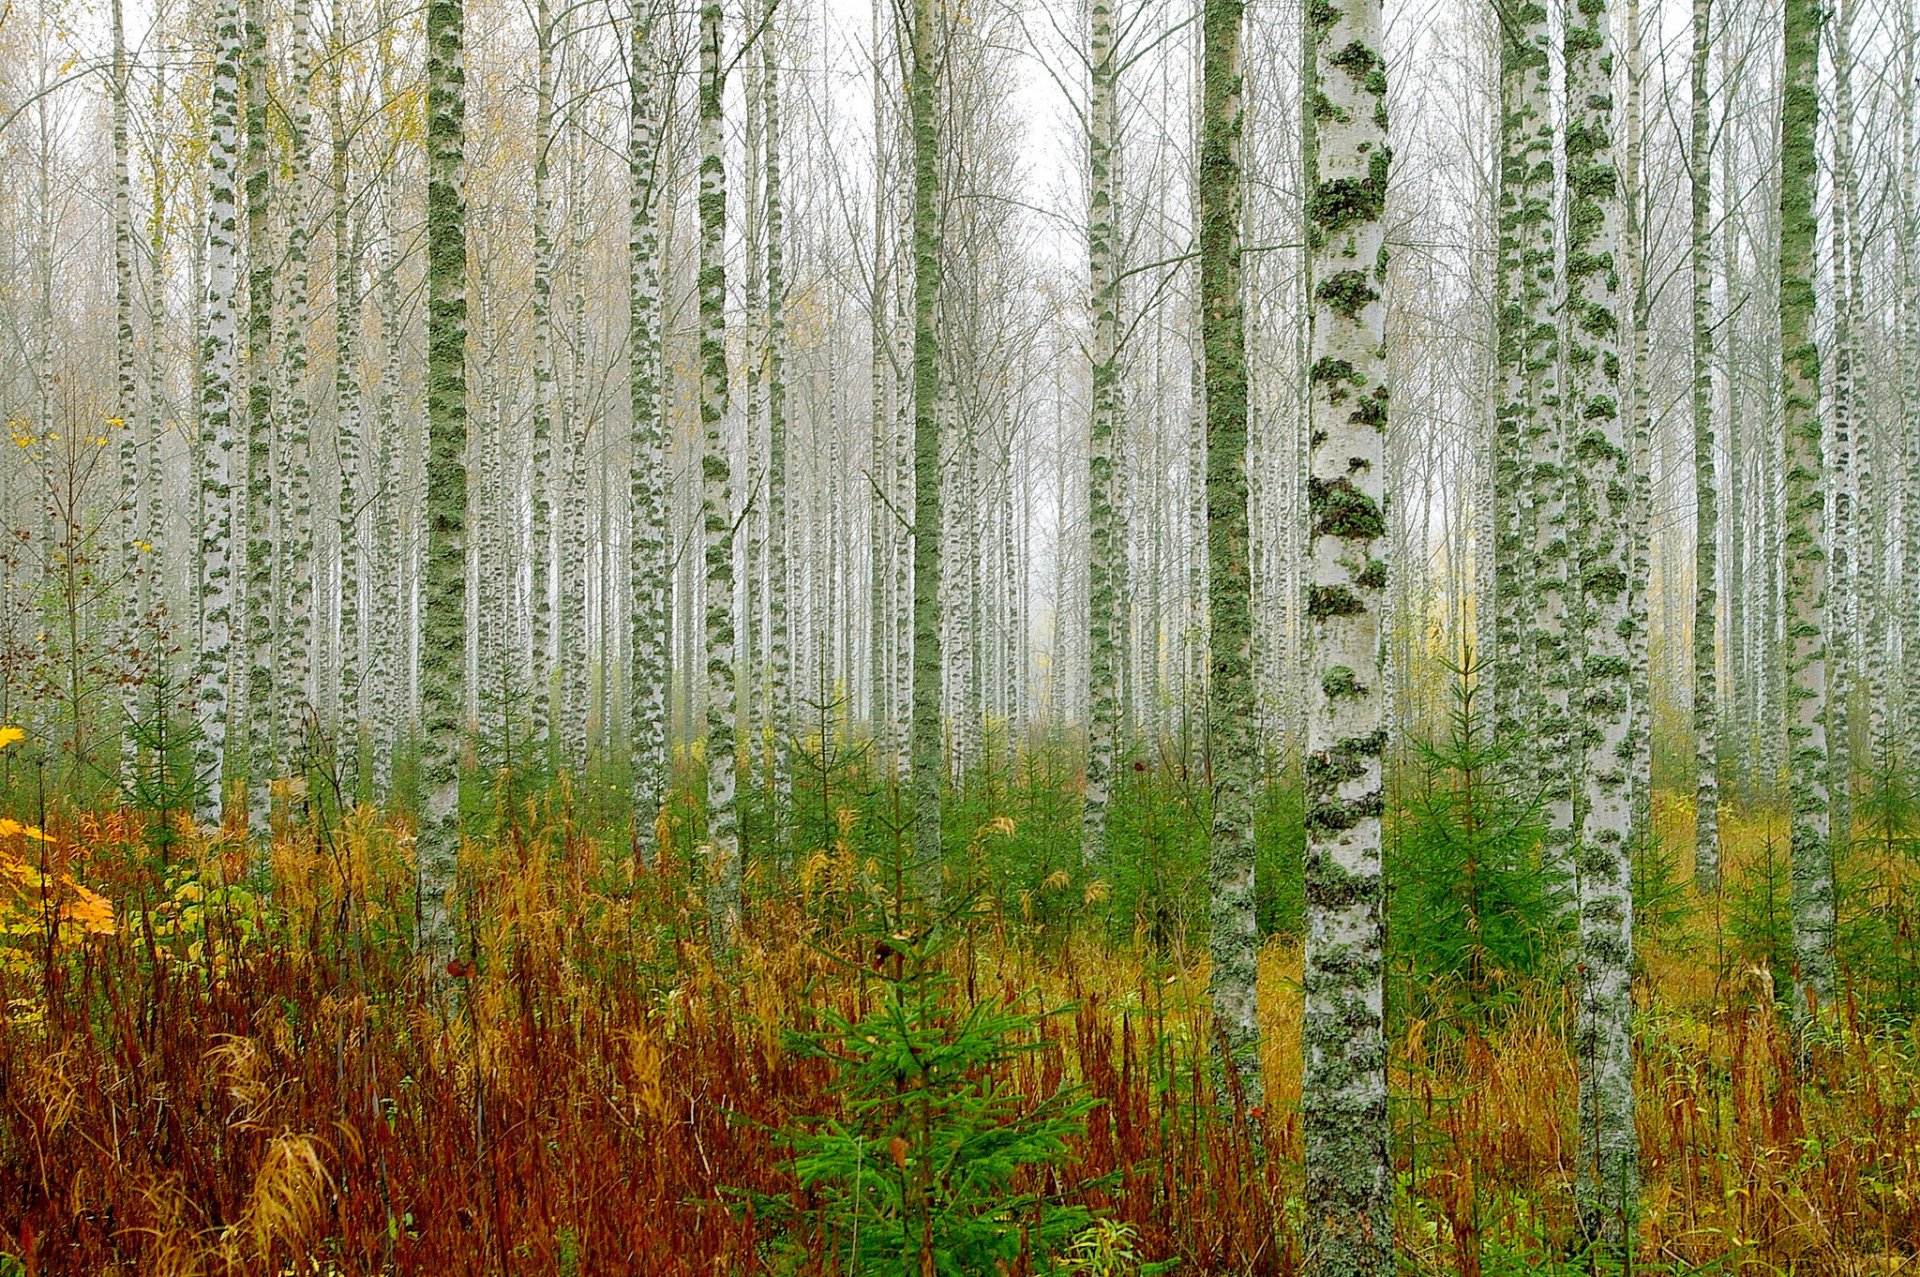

[1,796,1917,1274]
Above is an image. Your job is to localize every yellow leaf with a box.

[0,728,22,750]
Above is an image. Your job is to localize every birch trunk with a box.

[530,0,556,755]
[764,0,792,821]
[418,0,469,973]
[699,0,741,949]
[1083,0,1121,865]
[195,0,245,830]
[1691,0,1720,889]
[907,0,945,902]
[1492,0,1551,754]
[242,0,275,838]
[1780,0,1832,1008]
[1301,0,1392,1258]
[1830,0,1859,879]
[1200,0,1257,1108]
[1566,0,1638,1240]
[332,0,364,788]
[282,0,317,760]
[112,0,138,776]
[629,0,668,861]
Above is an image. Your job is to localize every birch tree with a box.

[418,0,469,972]
[1300,0,1392,1257]
[1200,0,1257,1106]
[700,0,741,947]
[907,0,946,902]
[195,0,245,830]
[1779,0,1831,1008]
[1083,0,1121,866]
[1565,0,1638,1241]
[629,0,667,861]
[1689,0,1720,890]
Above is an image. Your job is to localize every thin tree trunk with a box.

[1200,0,1257,1108]
[907,0,945,902]
[629,0,668,862]
[1083,0,1121,865]
[1691,0,1720,889]
[332,0,364,791]
[282,0,317,766]
[243,0,275,837]
[195,0,245,831]
[700,0,742,949]
[1779,0,1832,1008]
[531,0,557,756]
[764,0,792,826]
[418,0,469,973]
[111,0,138,778]
[1829,0,1858,887]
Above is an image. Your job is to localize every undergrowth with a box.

[2,724,1920,1274]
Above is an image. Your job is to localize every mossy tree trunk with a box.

[907,0,945,904]
[1199,0,1257,1108]
[194,0,245,831]
[699,0,742,948]
[281,0,317,771]
[1779,0,1832,1010]
[764,0,792,821]
[1829,0,1858,879]
[629,0,668,863]
[1301,0,1393,1263]
[530,0,556,757]
[1690,0,1720,890]
[1564,0,1638,1245]
[418,0,469,975]
[1083,0,1121,866]
[1492,0,1552,760]
[243,0,275,840]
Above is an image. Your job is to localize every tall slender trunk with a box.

[1624,0,1654,865]
[1200,0,1256,1107]
[869,0,894,764]
[243,0,275,837]
[141,47,168,637]
[282,0,317,766]
[530,0,557,755]
[1492,0,1551,755]
[906,0,945,902]
[1691,0,1720,889]
[1519,0,1572,874]
[700,0,741,949]
[418,0,470,973]
[1566,0,1638,1242]
[764,0,792,824]
[1829,0,1858,882]
[1901,3,1920,754]
[629,0,668,861]
[1083,0,1121,865]
[1301,0,1392,1259]
[112,0,139,777]
[195,0,246,830]
[332,0,364,790]
[560,110,591,777]
[371,94,403,799]
[1779,0,1831,1008]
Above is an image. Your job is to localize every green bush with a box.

[1387,655,1569,1022]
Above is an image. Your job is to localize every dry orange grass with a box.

[5,793,1920,1273]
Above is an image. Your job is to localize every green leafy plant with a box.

[778,896,1100,1274]
[1389,651,1569,1022]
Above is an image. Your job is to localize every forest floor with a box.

[2,785,1919,1275]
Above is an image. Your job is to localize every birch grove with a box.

[7,0,1920,1263]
